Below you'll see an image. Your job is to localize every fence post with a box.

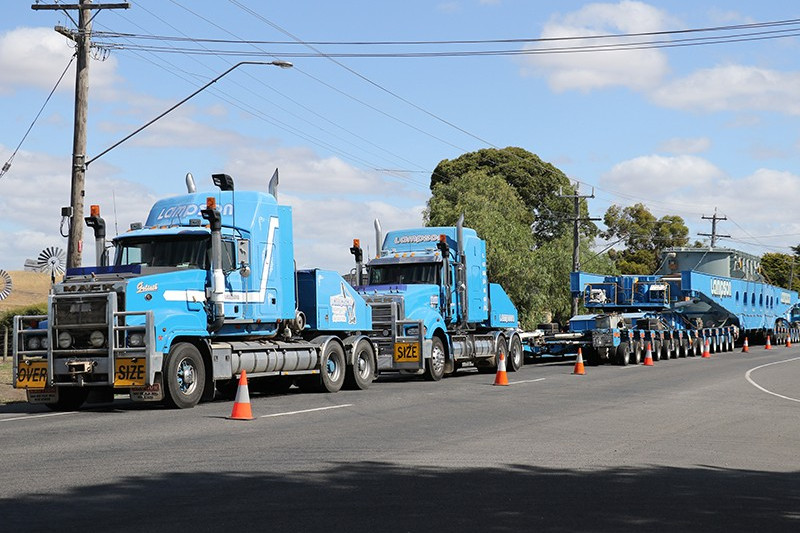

[2,326,7,362]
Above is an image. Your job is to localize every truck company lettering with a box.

[711,279,732,298]
[137,282,158,293]
[394,234,439,244]
[156,202,233,220]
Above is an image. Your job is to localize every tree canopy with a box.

[430,147,596,245]
[761,252,800,291]
[602,203,689,274]
[425,150,614,327]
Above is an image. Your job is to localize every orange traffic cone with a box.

[229,370,254,420]
[572,348,586,375]
[786,334,792,348]
[765,335,772,350]
[742,337,749,353]
[702,338,711,358]
[643,342,654,366]
[494,352,509,385]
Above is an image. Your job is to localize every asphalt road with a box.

[1,345,799,532]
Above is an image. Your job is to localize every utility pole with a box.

[560,184,601,316]
[32,1,129,269]
[698,208,730,248]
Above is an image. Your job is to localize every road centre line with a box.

[260,404,353,418]
[509,378,546,385]
[745,356,800,404]
[0,411,78,423]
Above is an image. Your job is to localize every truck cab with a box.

[352,216,522,380]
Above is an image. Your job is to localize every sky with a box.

[1,0,800,276]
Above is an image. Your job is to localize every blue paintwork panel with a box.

[486,283,518,328]
[297,269,372,331]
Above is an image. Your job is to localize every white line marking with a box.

[745,356,800,404]
[260,404,353,418]
[0,411,78,423]
[509,378,546,385]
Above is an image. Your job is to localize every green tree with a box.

[602,203,689,274]
[431,147,596,245]
[760,252,799,291]
[425,169,615,327]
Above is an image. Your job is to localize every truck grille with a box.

[54,295,109,328]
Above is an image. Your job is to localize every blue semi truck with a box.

[350,216,522,379]
[12,173,377,409]
[526,247,800,365]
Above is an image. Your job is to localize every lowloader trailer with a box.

[526,247,800,365]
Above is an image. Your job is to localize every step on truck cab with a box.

[350,215,522,380]
[13,172,376,410]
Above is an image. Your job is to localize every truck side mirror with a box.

[237,238,251,278]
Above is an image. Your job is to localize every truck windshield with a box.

[368,263,440,285]
[114,236,210,269]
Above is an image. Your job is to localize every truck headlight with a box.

[406,326,419,336]
[89,330,106,348]
[58,332,73,349]
[41,337,49,349]
[26,336,41,350]
[128,333,144,347]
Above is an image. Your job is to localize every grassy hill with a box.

[0,271,58,313]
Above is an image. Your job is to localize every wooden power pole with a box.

[560,184,600,317]
[32,1,129,269]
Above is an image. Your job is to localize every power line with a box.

[1,54,76,180]
[91,16,800,46]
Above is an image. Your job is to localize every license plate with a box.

[114,358,146,387]
[16,360,48,389]
[393,342,420,363]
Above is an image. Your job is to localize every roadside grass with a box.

[0,359,26,404]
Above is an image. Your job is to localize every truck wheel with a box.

[632,342,643,365]
[507,335,523,372]
[46,388,89,412]
[652,340,662,362]
[345,339,375,390]
[320,342,346,393]
[163,342,205,409]
[424,337,446,381]
[678,340,688,358]
[662,341,671,360]
[617,343,630,366]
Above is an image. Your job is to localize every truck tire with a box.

[46,388,89,412]
[652,340,662,362]
[678,339,688,358]
[344,339,375,390]
[632,341,643,365]
[506,334,523,372]
[617,342,630,366]
[662,340,672,360]
[163,342,205,409]
[424,337,446,381]
[320,342,346,393]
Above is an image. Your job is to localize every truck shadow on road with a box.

[1,461,797,532]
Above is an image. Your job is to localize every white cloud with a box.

[651,65,800,115]
[0,143,157,270]
[438,2,460,14]
[522,1,675,92]
[0,27,118,96]
[287,194,425,272]
[601,154,723,195]
[657,137,711,154]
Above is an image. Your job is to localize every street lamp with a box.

[86,60,293,166]
[65,60,292,268]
